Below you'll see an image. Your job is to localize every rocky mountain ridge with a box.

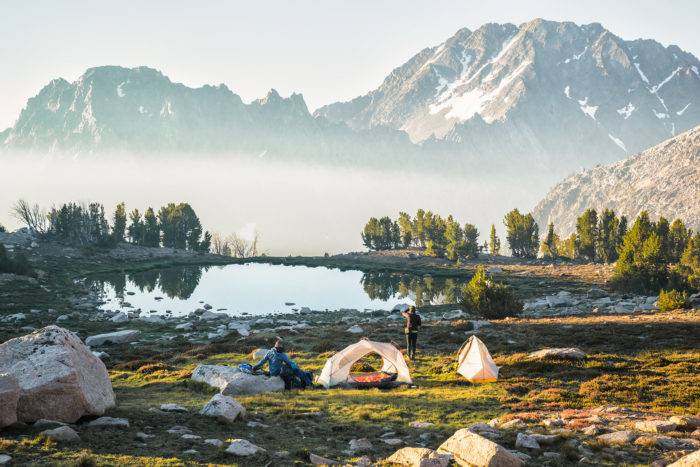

[533,125,700,235]
[317,19,700,171]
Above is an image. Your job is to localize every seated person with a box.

[252,338,310,389]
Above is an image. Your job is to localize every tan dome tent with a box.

[317,339,412,388]
[457,335,499,383]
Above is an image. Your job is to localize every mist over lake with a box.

[1,153,548,255]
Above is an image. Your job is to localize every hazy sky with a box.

[1,0,698,129]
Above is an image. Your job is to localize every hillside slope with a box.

[533,125,700,234]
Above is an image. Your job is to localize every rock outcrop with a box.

[534,126,700,234]
[191,364,285,395]
[0,326,115,423]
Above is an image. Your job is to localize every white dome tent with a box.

[317,339,412,388]
[457,335,499,383]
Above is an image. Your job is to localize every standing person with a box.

[401,306,421,360]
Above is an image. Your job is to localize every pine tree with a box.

[504,209,539,258]
[444,215,463,261]
[668,219,691,263]
[541,222,559,258]
[575,208,598,261]
[397,212,413,248]
[596,208,620,263]
[613,211,668,293]
[681,233,700,288]
[361,217,381,250]
[463,223,479,259]
[127,208,144,245]
[143,207,160,247]
[489,224,501,256]
[413,209,426,247]
[111,202,127,244]
[656,216,671,262]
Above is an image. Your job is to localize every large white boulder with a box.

[200,394,246,423]
[0,373,19,427]
[0,326,115,423]
[191,364,285,395]
[85,330,140,347]
[437,429,523,467]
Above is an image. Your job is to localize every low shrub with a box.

[461,265,523,319]
[658,289,689,311]
[0,244,33,276]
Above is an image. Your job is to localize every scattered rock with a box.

[33,419,67,429]
[0,326,115,423]
[85,330,140,346]
[182,434,202,440]
[383,438,404,446]
[200,394,246,423]
[86,417,129,428]
[530,433,560,445]
[527,348,586,360]
[310,453,342,465]
[0,374,19,428]
[160,403,188,413]
[635,420,677,433]
[110,312,129,323]
[346,324,364,334]
[204,438,224,447]
[191,364,285,395]
[200,310,228,321]
[670,416,700,429]
[175,322,193,331]
[135,432,155,441]
[225,439,266,456]
[409,421,434,428]
[0,454,10,465]
[438,429,523,466]
[385,447,449,466]
[41,425,81,443]
[349,438,374,452]
[167,425,192,435]
[597,430,638,447]
[515,432,541,450]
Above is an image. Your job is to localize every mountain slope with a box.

[532,125,700,234]
[316,19,700,171]
[0,66,420,163]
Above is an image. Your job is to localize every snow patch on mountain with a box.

[677,103,691,116]
[617,102,635,119]
[608,133,627,152]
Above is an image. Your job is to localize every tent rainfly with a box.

[317,339,412,388]
[457,335,499,383]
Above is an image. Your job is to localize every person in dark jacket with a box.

[401,306,421,360]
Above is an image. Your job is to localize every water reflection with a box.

[89,263,469,316]
[90,266,206,301]
[361,272,464,306]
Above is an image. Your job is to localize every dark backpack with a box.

[408,313,422,330]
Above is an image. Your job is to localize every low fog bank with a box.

[1,153,555,255]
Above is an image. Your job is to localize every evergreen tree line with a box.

[361,208,541,261]
[13,199,211,251]
[126,202,211,251]
[361,210,480,261]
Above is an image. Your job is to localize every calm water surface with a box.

[91,263,468,317]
